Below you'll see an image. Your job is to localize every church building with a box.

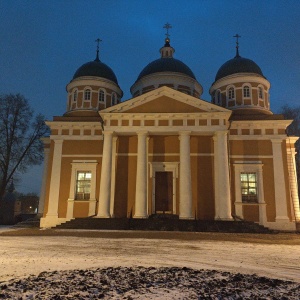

[39,29,300,231]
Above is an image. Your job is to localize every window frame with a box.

[98,89,105,102]
[84,88,91,101]
[75,171,92,200]
[243,85,251,98]
[68,161,98,202]
[73,89,78,102]
[258,86,264,100]
[228,87,235,100]
[240,172,258,203]
[215,90,221,105]
[234,162,264,204]
[233,162,266,225]
[111,92,117,105]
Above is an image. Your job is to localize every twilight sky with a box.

[0,0,300,194]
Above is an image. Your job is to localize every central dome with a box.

[73,59,118,84]
[131,37,202,98]
[215,55,264,82]
[136,57,196,81]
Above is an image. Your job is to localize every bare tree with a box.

[0,94,49,219]
[279,104,300,195]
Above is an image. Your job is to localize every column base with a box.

[40,216,69,228]
[179,216,194,220]
[94,214,111,218]
[133,215,148,219]
[214,217,233,221]
[275,216,290,222]
[265,221,296,231]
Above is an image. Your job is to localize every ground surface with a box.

[0,227,300,298]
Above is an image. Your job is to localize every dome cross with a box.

[95,38,102,61]
[163,23,172,39]
[233,34,241,58]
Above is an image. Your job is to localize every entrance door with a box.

[155,171,173,213]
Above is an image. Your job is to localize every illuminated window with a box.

[240,172,258,203]
[243,86,250,98]
[258,87,264,99]
[99,90,105,102]
[75,171,91,200]
[84,89,91,101]
[228,87,235,100]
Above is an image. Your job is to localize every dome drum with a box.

[66,78,122,113]
[210,75,271,114]
[131,72,202,98]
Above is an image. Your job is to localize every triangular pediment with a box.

[100,86,230,114]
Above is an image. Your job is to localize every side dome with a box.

[73,60,118,84]
[130,37,202,98]
[215,56,264,82]
[210,40,271,115]
[66,46,123,115]
[137,57,196,81]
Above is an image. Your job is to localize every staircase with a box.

[55,214,274,233]
[13,217,41,228]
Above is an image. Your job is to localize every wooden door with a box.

[155,171,173,213]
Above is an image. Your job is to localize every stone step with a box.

[55,217,274,233]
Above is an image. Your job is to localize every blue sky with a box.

[1,0,300,194]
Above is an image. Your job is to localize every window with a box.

[75,171,91,200]
[243,86,250,98]
[215,90,221,105]
[73,90,77,102]
[258,87,264,99]
[240,172,258,203]
[84,89,91,101]
[99,90,105,102]
[228,87,235,100]
[112,93,116,105]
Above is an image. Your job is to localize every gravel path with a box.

[1,267,300,299]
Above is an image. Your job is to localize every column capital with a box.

[136,130,148,136]
[52,139,64,144]
[271,138,283,144]
[102,130,115,136]
[213,130,228,140]
[178,131,191,136]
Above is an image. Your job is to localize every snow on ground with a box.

[0,229,300,299]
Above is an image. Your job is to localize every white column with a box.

[179,131,193,219]
[45,139,63,218]
[257,166,267,225]
[287,148,300,221]
[97,131,114,218]
[271,139,289,222]
[233,164,243,219]
[213,131,232,220]
[38,147,50,216]
[109,136,118,217]
[134,131,148,218]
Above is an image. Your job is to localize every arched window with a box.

[228,87,235,100]
[258,87,264,99]
[112,93,116,105]
[99,90,105,102]
[73,90,77,102]
[243,85,250,98]
[84,89,91,101]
